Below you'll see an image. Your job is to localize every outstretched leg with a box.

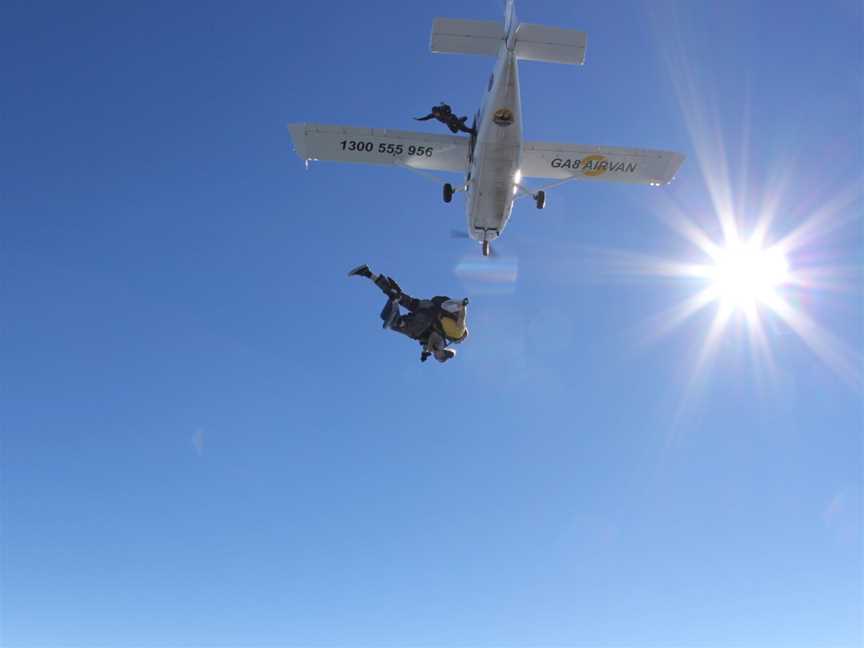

[350,264,406,330]
[349,264,400,297]
[457,117,476,135]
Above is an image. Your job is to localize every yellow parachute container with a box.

[440,314,467,341]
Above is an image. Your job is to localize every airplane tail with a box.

[430,1,586,65]
[513,24,587,65]
[430,18,504,57]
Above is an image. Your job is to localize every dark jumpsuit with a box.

[415,104,475,135]
[374,275,465,347]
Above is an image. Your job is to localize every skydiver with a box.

[348,264,469,363]
[415,102,475,135]
[415,101,453,122]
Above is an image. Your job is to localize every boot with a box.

[433,348,457,363]
[348,264,373,279]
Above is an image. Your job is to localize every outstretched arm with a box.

[414,113,435,121]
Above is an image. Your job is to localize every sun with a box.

[706,238,790,311]
[621,7,863,394]
[593,199,860,391]
[614,209,861,391]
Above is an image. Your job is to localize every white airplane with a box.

[289,0,684,257]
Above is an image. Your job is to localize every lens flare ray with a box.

[628,1,864,396]
[625,205,863,392]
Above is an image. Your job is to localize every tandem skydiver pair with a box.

[348,264,469,364]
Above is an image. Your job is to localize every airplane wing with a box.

[288,123,470,173]
[521,140,684,186]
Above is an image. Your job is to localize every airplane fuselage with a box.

[466,44,523,247]
[287,0,684,258]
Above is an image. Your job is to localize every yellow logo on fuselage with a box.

[493,108,514,126]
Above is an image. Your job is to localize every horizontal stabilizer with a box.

[430,18,504,57]
[514,23,587,65]
[521,140,684,185]
[288,123,470,173]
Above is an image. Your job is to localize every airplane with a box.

[288,0,684,257]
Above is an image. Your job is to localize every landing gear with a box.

[482,241,491,257]
[535,190,546,210]
[443,183,454,203]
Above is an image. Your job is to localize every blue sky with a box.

[3,1,862,646]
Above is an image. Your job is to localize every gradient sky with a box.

[3,1,862,646]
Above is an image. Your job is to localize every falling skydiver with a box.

[348,264,469,363]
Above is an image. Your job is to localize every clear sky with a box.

[3,1,862,646]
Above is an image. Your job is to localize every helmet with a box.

[441,299,466,315]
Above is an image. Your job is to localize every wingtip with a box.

[287,123,309,162]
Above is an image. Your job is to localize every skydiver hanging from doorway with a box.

[415,102,475,135]
[348,264,469,363]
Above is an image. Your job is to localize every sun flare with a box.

[707,239,790,310]
[626,1,864,399]
[617,206,862,391]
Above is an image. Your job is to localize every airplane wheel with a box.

[535,191,546,210]
[443,183,454,203]
[482,241,491,257]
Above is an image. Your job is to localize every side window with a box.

[487,74,494,92]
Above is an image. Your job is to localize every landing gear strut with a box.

[482,241,491,257]
[443,183,454,203]
[535,190,546,210]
